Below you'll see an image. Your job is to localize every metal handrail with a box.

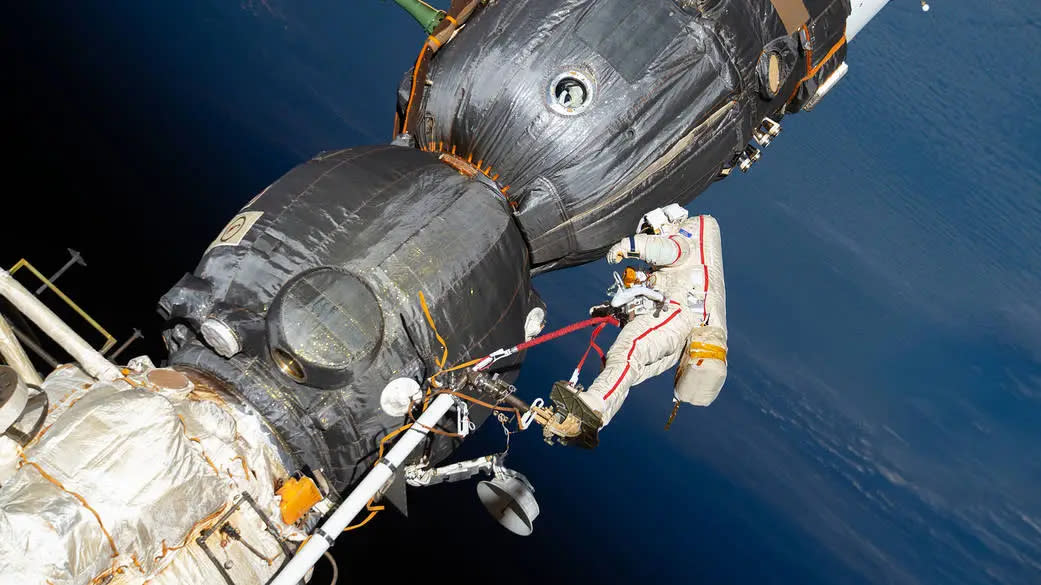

[7,259,117,353]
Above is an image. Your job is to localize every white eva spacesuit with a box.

[573,205,729,429]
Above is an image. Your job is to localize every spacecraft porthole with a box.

[266,267,384,388]
[547,70,594,116]
[767,52,782,95]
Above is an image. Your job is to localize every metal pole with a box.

[0,313,42,385]
[35,248,86,295]
[0,270,120,381]
[9,323,59,368]
[500,393,531,412]
[107,328,143,360]
[269,393,457,585]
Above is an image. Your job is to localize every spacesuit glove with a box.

[606,240,628,264]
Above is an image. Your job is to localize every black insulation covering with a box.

[404,0,850,271]
[160,146,536,491]
[156,0,852,498]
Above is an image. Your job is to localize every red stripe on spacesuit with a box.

[604,364,631,399]
[669,236,682,263]
[699,216,708,322]
[603,301,682,399]
[699,216,705,265]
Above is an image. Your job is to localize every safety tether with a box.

[568,322,611,385]
[473,315,620,372]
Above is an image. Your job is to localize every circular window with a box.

[757,36,798,100]
[547,70,595,116]
[267,267,384,388]
[767,53,782,96]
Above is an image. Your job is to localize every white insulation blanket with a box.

[0,363,299,585]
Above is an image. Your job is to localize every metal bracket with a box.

[475,347,515,371]
[405,454,498,487]
[454,397,474,437]
[390,132,415,148]
[738,144,762,172]
[404,452,533,491]
[196,492,293,585]
[520,397,544,430]
[541,411,584,444]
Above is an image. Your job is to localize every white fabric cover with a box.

[0,364,301,585]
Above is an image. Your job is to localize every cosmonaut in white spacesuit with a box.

[550,204,729,448]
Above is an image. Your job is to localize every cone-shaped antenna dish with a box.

[476,475,539,536]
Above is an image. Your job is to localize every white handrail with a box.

[269,393,457,585]
[0,313,41,385]
[0,270,120,381]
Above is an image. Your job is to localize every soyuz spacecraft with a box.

[0,1,914,583]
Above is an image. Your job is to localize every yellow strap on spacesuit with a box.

[688,341,727,363]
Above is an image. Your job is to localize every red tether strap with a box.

[476,315,620,372]
[574,322,611,374]
[515,316,619,352]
